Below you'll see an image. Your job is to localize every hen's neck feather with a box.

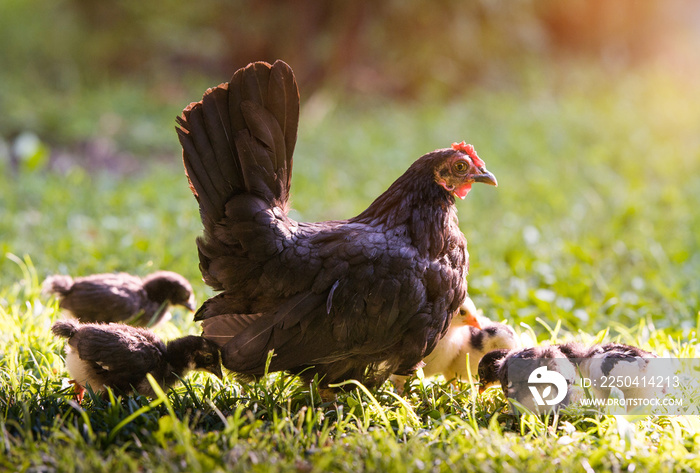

[351,163,461,259]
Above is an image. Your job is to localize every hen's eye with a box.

[453,161,468,173]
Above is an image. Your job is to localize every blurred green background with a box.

[1,0,699,337]
[2,0,698,159]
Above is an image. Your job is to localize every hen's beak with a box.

[473,168,497,187]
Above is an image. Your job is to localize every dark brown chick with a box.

[43,271,196,327]
[51,319,222,401]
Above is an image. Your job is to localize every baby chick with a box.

[477,348,511,393]
[43,271,196,327]
[578,342,667,409]
[555,341,589,360]
[477,341,591,393]
[51,319,222,401]
[478,345,578,413]
[391,298,520,392]
[479,341,667,413]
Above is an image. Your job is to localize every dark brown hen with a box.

[176,60,497,389]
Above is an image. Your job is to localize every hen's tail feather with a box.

[201,85,244,198]
[230,62,270,129]
[178,104,226,226]
[177,60,299,231]
[268,63,299,169]
[51,319,79,339]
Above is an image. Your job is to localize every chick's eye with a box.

[453,161,468,173]
[202,354,213,364]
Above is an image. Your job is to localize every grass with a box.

[1,62,700,471]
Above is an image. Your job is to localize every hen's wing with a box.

[200,221,464,384]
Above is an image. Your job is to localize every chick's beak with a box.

[473,168,497,187]
[185,295,197,312]
[210,364,223,379]
[460,297,482,329]
[463,311,482,329]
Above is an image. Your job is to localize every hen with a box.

[176,60,497,390]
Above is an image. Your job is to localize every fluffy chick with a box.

[477,341,589,392]
[43,271,196,327]
[479,342,666,413]
[578,342,666,408]
[478,345,578,413]
[391,298,520,392]
[51,319,222,401]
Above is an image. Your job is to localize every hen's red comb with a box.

[451,141,484,168]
